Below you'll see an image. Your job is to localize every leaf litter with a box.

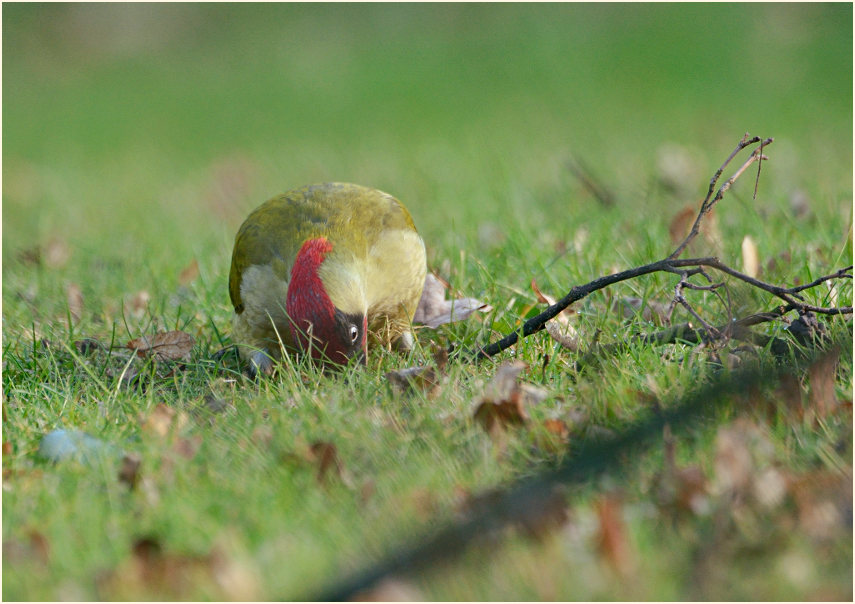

[127,330,194,362]
[413,273,491,328]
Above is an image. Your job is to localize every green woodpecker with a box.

[229,182,426,372]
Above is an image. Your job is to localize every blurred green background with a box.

[4,3,851,265]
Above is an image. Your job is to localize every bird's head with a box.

[285,237,368,365]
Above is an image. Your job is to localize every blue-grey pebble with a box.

[37,429,118,464]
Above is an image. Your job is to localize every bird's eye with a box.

[349,324,360,343]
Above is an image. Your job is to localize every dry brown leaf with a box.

[413,273,491,328]
[307,441,353,486]
[74,338,103,355]
[774,373,804,419]
[752,466,788,509]
[178,258,200,286]
[44,237,71,268]
[712,418,776,500]
[713,421,757,495]
[98,536,233,600]
[807,348,840,419]
[473,361,550,439]
[517,487,569,540]
[2,440,13,457]
[66,282,84,321]
[208,543,262,601]
[128,290,151,319]
[543,418,570,440]
[534,418,570,455]
[669,205,696,244]
[385,365,440,397]
[16,245,42,267]
[251,424,273,447]
[174,435,202,460]
[456,484,568,541]
[128,330,194,362]
[595,495,635,576]
[788,469,852,541]
[741,235,760,278]
[535,418,571,454]
[118,453,142,489]
[3,531,51,567]
[141,403,188,438]
[405,487,440,521]
[655,425,710,516]
[531,279,579,350]
[480,360,528,403]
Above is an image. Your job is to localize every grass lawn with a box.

[3,4,852,600]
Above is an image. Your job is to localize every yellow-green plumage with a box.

[229,182,426,369]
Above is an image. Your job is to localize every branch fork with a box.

[476,134,852,360]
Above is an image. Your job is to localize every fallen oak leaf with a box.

[668,204,722,251]
[3,531,51,566]
[16,245,42,267]
[788,469,853,541]
[807,347,840,420]
[535,418,571,455]
[74,338,104,355]
[141,403,188,438]
[303,441,354,487]
[310,441,340,483]
[668,205,696,244]
[473,361,551,439]
[595,494,636,577]
[173,435,202,460]
[413,273,491,328]
[127,290,151,319]
[98,536,228,600]
[473,395,527,437]
[118,453,142,489]
[654,426,709,517]
[454,484,569,541]
[385,342,449,397]
[385,365,440,397]
[127,330,194,362]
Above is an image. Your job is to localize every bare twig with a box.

[567,154,615,207]
[474,255,851,359]
[753,137,765,199]
[473,135,851,360]
[668,136,771,260]
[672,274,723,340]
[790,265,853,294]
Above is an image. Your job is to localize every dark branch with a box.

[473,134,851,361]
[669,136,772,260]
